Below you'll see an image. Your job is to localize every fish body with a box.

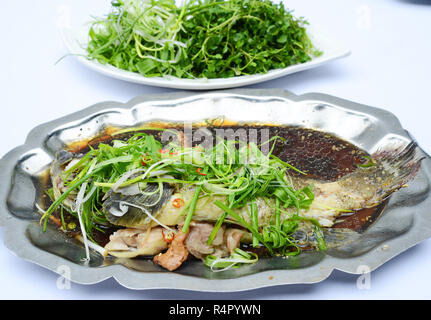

[50,141,421,229]
[104,187,273,227]
[291,141,422,226]
[48,129,422,268]
[100,142,421,229]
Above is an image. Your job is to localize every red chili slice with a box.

[162,229,174,243]
[141,154,150,166]
[196,168,206,176]
[172,198,184,208]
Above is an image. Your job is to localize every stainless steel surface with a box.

[0,89,430,291]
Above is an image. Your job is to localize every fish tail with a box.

[364,141,423,203]
[374,141,422,182]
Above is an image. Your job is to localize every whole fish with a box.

[48,129,422,268]
[101,141,421,229]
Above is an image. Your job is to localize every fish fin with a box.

[373,141,422,184]
[363,141,423,204]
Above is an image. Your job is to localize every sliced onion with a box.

[109,201,130,217]
[111,168,146,192]
[75,235,107,257]
[81,184,98,203]
[64,158,81,172]
[116,183,141,196]
[74,161,97,262]
[154,39,187,48]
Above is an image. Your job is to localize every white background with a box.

[1,0,431,299]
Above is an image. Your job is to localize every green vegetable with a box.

[86,0,322,79]
[357,155,375,168]
[42,128,326,263]
[182,184,202,233]
[251,201,259,247]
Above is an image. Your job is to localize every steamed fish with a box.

[102,142,421,229]
[42,127,422,271]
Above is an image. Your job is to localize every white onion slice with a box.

[111,168,146,192]
[74,161,97,262]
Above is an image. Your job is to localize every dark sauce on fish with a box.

[332,199,389,231]
[45,124,383,251]
[194,126,368,181]
[68,125,368,182]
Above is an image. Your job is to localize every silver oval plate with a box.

[0,89,430,291]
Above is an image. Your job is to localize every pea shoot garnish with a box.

[86,0,322,79]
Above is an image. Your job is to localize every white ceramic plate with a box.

[62,24,350,90]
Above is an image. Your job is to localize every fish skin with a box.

[103,182,174,228]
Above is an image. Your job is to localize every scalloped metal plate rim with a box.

[0,89,430,292]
